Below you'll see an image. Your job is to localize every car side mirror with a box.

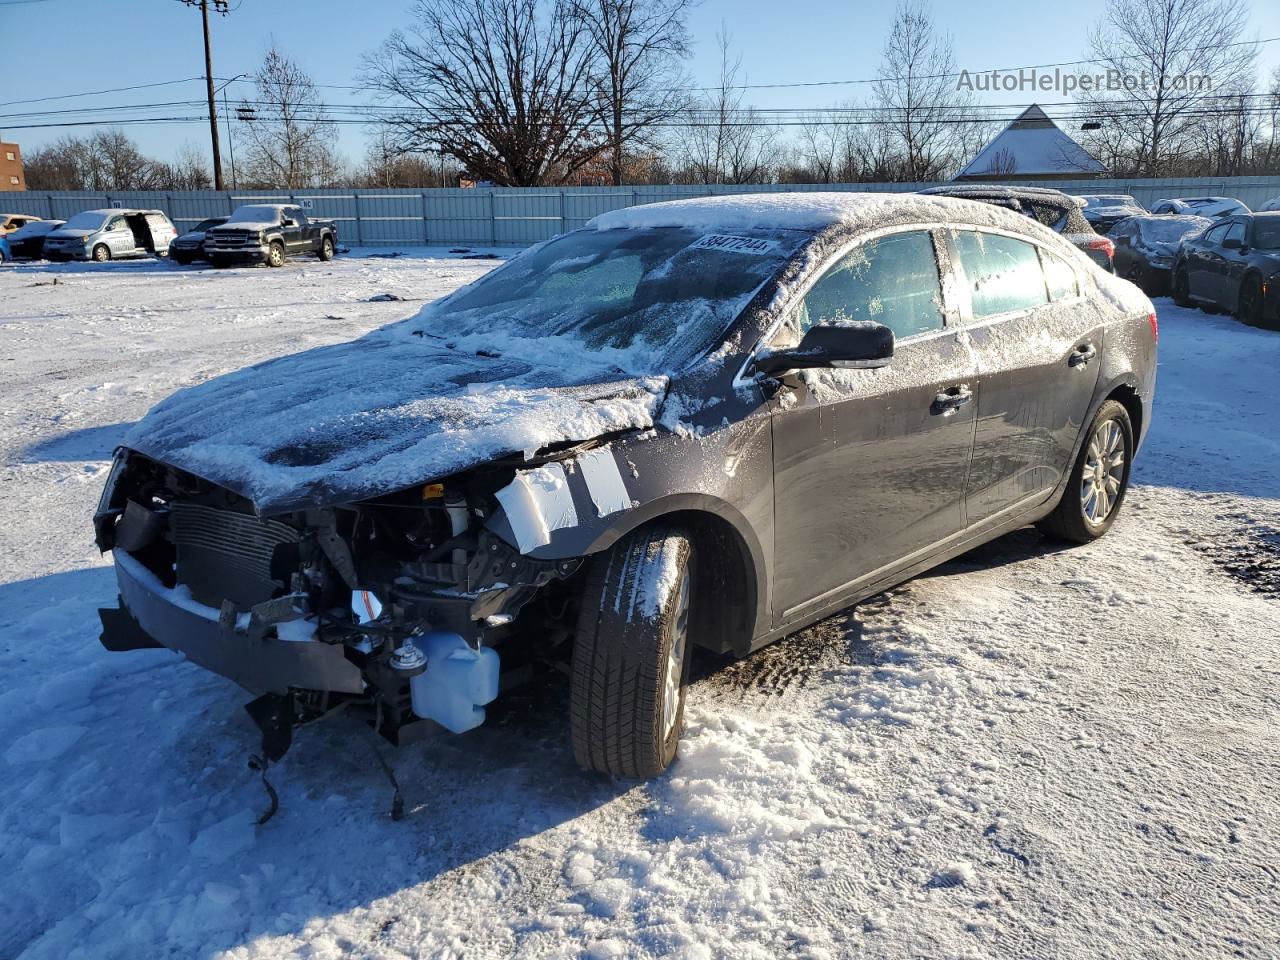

[1113,235,1130,246]
[753,323,895,377]
[1222,237,1243,250]
[283,218,297,227]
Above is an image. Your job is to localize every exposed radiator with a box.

[171,502,300,610]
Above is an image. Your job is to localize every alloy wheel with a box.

[1081,418,1126,524]
[661,568,691,740]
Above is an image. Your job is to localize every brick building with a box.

[1,142,25,191]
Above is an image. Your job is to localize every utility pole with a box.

[177,0,230,189]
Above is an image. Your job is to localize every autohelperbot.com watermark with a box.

[956,68,1212,96]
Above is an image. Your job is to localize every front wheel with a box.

[1171,268,1194,308]
[1037,399,1134,544]
[1236,275,1264,327]
[571,525,694,778]
[266,241,285,268]
[317,236,335,261]
[91,244,111,263]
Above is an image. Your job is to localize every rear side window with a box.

[1040,251,1078,300]
[954,231,1048,318]
[798,231,945,340]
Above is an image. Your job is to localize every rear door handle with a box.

[1069,343,1097,367]
[932,385,972,415]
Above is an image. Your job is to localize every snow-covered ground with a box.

[1,251,1277,960]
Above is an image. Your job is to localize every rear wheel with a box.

[571,525,694,779]
[91,244,111,263]
[1236,275,1264,327]
[266,241,285,268]
[1037,399,1133,544]
[1171,268,1194,307]
[317,236,335,261]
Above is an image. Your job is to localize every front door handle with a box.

[932,385,972,415]
[1069,343,1097,367]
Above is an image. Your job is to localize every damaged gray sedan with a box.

[96,193,1157,780]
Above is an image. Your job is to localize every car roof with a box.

[918,184,1084,207]
[78,208,169,216]
[585,191,1066,241]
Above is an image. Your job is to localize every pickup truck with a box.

[204,203,337,268]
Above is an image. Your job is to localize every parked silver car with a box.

[43,209,177,262]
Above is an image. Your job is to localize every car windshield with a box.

[1253,221,1280,249]
[229,205,283,223]
[1138,218,1206,244]
[1089,196,1137,208]
[192,218,224,233]
[63,212,109,230]
[411,226,808,375]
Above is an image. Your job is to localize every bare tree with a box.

[363,0,609,186]
[570,0,693,185]
[235,45,340,188]
[873,1,972,182]
[677,30,779,184]
[23,131,166,190]
[1079,0,1257,176]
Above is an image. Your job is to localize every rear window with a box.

[954,231,1048,317]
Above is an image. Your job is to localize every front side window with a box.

[108,217,129,233]
[1202,223,1229,244]
[953,231,1048,318]
[1223,221,1246,245]
[796,231,945,341]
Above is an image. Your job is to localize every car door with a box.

[105,216,135,257]
[1185,222,1227,301]
[768,228,978,625]
[1218,219,1250,310]
[282,208,306,253]
[949,229,1103,525]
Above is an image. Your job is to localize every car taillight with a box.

[1087,236,1115,259]
[1147,311,1158,341]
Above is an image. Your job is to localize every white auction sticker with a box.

[688,234,778,255]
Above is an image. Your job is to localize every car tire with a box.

[1171,268,1195,308]
[266,241,285,268]
[571,524,694,779]
[1037,399,1134,545]
[1235,274,1265,327]
[91,244,111,263]
[317,236,335,261]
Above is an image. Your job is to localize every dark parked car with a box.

[204,204,337,267]
[168,216,228,265]
[919,185,1115,272]
[1081,195,1147,233]
[1172,212,1280,326]
[95,194,1157,780]
[4,219,65,259]
[1108,214,1211,295]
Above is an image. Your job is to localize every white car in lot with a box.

[1149,197,1250,219]
[42,209,177,262]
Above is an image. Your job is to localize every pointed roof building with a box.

[955,104,1107,181]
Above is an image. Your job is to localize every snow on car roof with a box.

[586,190,1054,237]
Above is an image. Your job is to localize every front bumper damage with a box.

[94,449,584,755]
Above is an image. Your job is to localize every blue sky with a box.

[2,0,1278,164]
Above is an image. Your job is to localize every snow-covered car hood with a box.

[122,329,668,515]
[210,219,278,232]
